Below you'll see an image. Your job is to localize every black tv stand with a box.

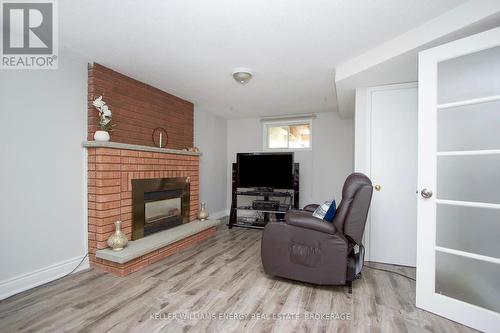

[228,163,299,230]
[254,187,274,193]
[236,190,290,197]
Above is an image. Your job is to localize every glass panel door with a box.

[417,27,500,333]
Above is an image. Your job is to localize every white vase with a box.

[94,130,110,142]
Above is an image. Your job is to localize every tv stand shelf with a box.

[232,222,269,230]
[236,204,290,214]
[236,191,292,197]
[228,162,299,230]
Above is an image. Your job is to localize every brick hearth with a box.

[93,227,215,276]
[87,145,201,274]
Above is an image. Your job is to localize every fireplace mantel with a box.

[82,141,201,156]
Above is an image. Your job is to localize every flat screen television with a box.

[237,152,294,189]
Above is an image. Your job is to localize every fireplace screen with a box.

[145,197,181,224]
[132,178,190,240]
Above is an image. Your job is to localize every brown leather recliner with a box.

[261,173,373,293]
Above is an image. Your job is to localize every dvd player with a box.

[252,200,280,211]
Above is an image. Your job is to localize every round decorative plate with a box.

[152,127,168,148]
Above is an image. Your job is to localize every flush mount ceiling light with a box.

[232,67,253,84]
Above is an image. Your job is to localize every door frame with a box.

[416,27,500,332]
[354,82,418,263]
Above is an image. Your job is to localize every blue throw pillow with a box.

[312,200,337,222]
[323,200,337,222]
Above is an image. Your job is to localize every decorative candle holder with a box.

[152,127,168,148]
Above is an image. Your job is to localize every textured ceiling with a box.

[61,0,466,118]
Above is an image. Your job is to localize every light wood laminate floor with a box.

[0,224,477,333]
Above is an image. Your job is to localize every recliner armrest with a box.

[285,210,337,234]
[303,204,319,212]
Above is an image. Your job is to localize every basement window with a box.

[263,120,312,151]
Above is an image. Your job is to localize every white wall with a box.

[0,49,89,299]
[194,108,228,218]
[354,87,369,173]
[226,112,354,208]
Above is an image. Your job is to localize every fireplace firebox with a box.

[132,178,190,240]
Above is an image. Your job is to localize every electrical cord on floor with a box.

[46,254,89,285]
[364,264,416,281]
[3,253,89,301]
[57,253,89,282]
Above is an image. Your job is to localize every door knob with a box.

[421,188,433,198]
[374,184,381,191]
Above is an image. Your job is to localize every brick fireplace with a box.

[86,145,210,275]
[85,63,218,276]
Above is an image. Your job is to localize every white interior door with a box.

[369,84,418,267]
[417,27,500,332]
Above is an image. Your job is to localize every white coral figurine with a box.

[93,96,114,131]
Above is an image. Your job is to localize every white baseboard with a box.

[0,255,89,300]
[210,209,229,220]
